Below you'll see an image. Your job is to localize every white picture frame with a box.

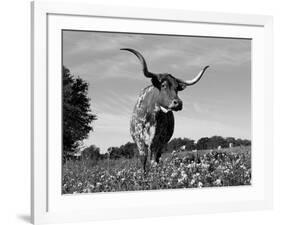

[31,1,273,224]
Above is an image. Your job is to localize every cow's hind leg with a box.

[138,145,148,173]
[140,152,147,172]
[150,144,164,165]
[155,150,162,163]
[155,144,166,163]
[146,146,158,170]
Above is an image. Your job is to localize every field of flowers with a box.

[62,147,251,194]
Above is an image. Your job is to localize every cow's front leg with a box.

[139,145,148,172]
[140,146,156,172]
[150,149,159,168]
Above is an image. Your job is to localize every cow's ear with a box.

[177,80,188,91]
[151,76,161,89]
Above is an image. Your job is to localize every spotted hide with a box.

[130,86,175,169]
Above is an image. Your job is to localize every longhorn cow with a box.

[121,48,209,171]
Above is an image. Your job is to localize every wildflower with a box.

[183,174,188,179]
[201,163,209,169]
[178,178,184,183]
[224,169,230,174]
[198,182,203,188]
[88,184,95,189]
[83,188,91,193]
[214,179,221,186]
[171,172,178,178]
[151,161,157,167]
[181,170,187,177]
[117,171,122,176]
[190,179,195,185]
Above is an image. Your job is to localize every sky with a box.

[63,30,251,153]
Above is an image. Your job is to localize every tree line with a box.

[72,136,251,162]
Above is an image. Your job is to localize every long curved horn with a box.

[120,48,156,78]
[185,66,210,86]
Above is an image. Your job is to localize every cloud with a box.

[92,91,135,117]
[63,31,251,83]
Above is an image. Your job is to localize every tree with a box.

[107,142,138,159]
[242,139,251,146]
[167,138,195,152]
[196,137,210,150]
[119,142,138,158]
[225,137,236,146]
[207,136,228,149]
[108,147,121,159]
[235,138,251,146]
[82,145,101,161]
[99,152,109,160]
[63,66,96,157]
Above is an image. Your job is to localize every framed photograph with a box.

[31,1,273,224]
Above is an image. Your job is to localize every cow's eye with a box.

[161,82,167,88]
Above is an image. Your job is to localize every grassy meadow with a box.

[62,146,251,194]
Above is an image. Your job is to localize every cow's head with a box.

[121,48,209,113]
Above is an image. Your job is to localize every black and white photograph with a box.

[62,30,251,194]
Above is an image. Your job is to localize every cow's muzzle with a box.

[169,99,183,111]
